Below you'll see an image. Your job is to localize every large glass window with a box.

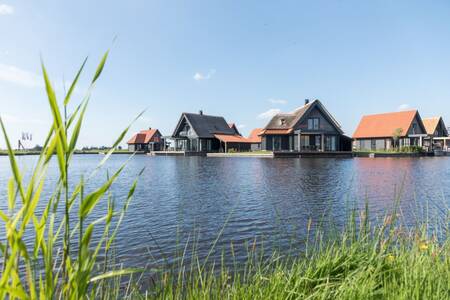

[315,135,321,150]
[325,136,336,151]
[273,136,281,151]
[308,118,320,130]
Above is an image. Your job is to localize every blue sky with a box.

[1,0,450,148]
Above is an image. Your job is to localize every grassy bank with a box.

[121,207,449,299]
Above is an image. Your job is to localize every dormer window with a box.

[280,118,286,126]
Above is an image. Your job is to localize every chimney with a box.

[148,127,152,130]
[199,110,203,115]
[305,99,310,105]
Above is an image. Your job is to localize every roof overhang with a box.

[214,134,254,143]
[261,129,294,135]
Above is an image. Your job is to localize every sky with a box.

[1,0,450,148]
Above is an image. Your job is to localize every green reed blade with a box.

[64,56,88,106]
[92,50,109,84]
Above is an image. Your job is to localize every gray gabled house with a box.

[260,99,350,152]
[172,110,245,152]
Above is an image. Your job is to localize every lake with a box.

[1,155,449,271]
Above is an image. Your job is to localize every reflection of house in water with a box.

[260,99,351,152]
[422,117,449,151]
[353,110,428,151]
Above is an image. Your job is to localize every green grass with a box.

[353,146,426,155]
[126,206,450,300]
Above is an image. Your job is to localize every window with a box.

[308,118,320,130]
[412,123,417,134]
[325,136,336,151]
[273,136,282,151]
[315,135,321,150]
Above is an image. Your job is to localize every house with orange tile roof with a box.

[127,128,164,152]
[247,128,263,151]
[260,99,350,152]
[422,117,449,151]
[352,110,428,151]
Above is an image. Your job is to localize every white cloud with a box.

[397,104,410,111]
[193,69,216,81]
[268,98,288,105]
[0,4,14,15]
[257,108,281,120]
[0,64,43,88]
[237,124,246,129]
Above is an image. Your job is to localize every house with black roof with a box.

[172,110,253,152]
[260,99,351,152]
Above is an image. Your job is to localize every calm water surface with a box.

[1,155,449,270]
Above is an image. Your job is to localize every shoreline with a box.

[0,150,145,156]
[1,150,446,158]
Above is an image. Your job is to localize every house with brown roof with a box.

[422,117,449,151]
[352,110,428,151]
[127,128,164,152]
[260,99,350,152]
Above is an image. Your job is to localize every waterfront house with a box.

[260,99,348,152]
[172,111,253,152]
[422,117,449,151]
[127,128,164,152]
[352,110,427,151]
[247,128,263,151]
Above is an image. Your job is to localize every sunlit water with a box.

[1,155,450,270]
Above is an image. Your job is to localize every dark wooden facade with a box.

[261,100,349,152]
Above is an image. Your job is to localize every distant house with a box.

[247,128,263,151]
[352,110,427,151]
[127,128,163,152]
[422,117,449,150]
[228,123,242,136]
[172,111,253,152]
[260,99,349,152]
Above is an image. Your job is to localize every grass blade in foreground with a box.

[0,52,143,299]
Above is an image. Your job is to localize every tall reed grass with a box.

[136,203,450,299]
[0,52,144,299]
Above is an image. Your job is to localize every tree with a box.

[392,128,403,149]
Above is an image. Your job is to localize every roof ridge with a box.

[362,110,417,118]
[184,112,225,119]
